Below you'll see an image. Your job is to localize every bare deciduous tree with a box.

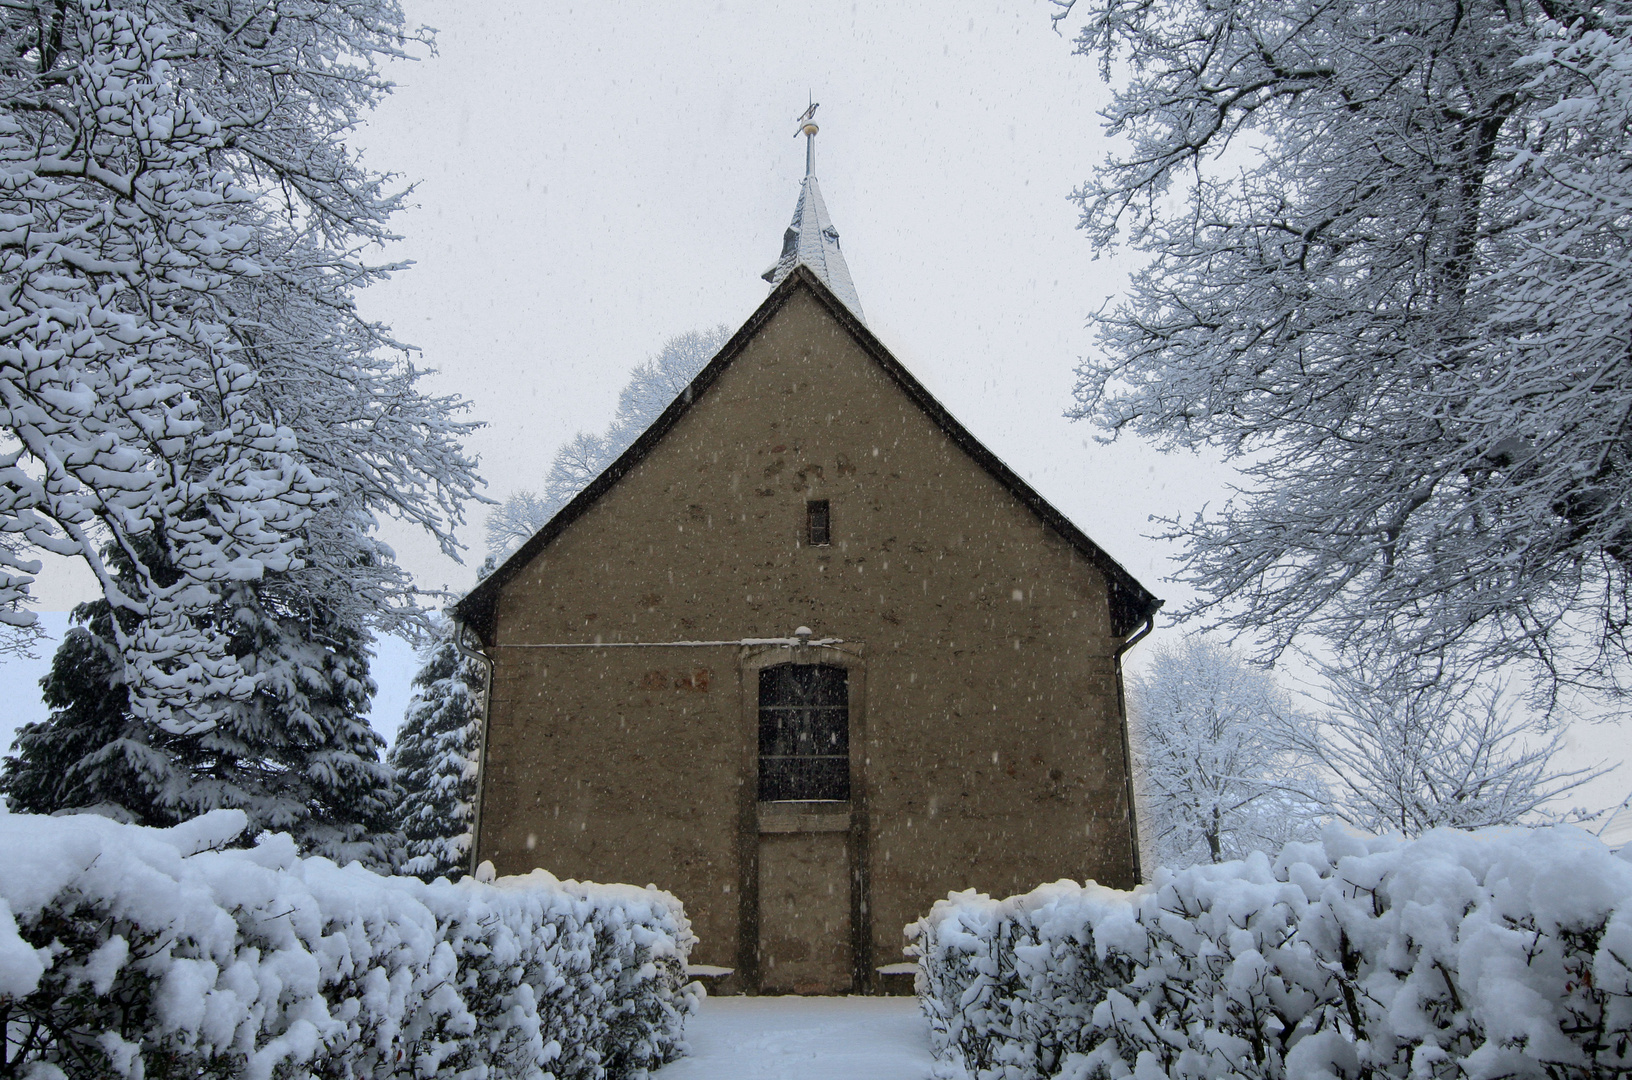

[1281,654,1601,835]
[1057,0,1632,702]
[486,327,729,559]
[1129,638,1321,868]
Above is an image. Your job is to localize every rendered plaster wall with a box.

[479,644,744,970]
[477,285,1138,990]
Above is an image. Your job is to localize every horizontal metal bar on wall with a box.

[491,637,847,649]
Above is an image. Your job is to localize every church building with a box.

[453,119,1160,995]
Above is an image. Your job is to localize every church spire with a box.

[762,104,865,321]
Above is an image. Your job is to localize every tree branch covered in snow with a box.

[485,327,729,561]
[1062,0,1632,702]
[0,0,481,732]
[1127,638,1321,868]
[1283,653,1603,835]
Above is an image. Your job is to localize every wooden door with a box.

[757,827,853,993]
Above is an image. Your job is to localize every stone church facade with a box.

[454,149,1159,995]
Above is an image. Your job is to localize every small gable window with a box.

[806,499,831,546]
[758,663,849,801]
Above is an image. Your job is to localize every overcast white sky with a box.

[2,0,1627,818]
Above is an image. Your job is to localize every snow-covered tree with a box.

[2,547,402,869]
[484,491,558,563]
[390,621,485,881]
[187,579,400,868]
[2,604,153,824]
[3,538,185,823]
[0,0,479,729]
[1059,0,1632,701]
[1127,638,1320,868]
[486,327,729,559]
[220,232,483,642]
[1281,653,1599,836]
[605,327,732,441]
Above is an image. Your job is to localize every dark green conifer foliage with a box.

[2,554,402,870]
[2,543,178,824]
[189,580,402,869]
[1,602,168,823]
[390,626,484,881]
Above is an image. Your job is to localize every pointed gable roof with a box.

[454,266,1161,644]
[761,172,864,321]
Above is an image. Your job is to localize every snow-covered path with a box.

[653,995,937,1079]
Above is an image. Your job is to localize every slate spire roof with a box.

[762,121,864,321]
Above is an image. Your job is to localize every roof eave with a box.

[780,268,1161,638]
[452,273,813,643]
[454,265,1161,644]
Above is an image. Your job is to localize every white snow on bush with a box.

[0,809,696,1079]
[908,823,1632,1079]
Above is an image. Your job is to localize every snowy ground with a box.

[654,995,936,1080]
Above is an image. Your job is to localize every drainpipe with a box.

[451,619,495,880]
[1112,610,1158,886]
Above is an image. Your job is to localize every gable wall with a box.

[479,288,1137,981]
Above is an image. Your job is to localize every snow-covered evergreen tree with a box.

[3,560,401,869]
[183,580,399,868]
[2,604,155,823]
[1128,638,1320,869]
[390,623,485,881]
[4,541,180,823]
[486,327,729,558]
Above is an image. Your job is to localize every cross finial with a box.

[795,99,819,176]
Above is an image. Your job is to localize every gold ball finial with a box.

[795,101,820,137]
[795,101,821,176]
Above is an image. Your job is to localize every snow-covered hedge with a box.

[908,824,1632,1079]
[0,809,696,1079]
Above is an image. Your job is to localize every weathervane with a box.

[796,99,819,176]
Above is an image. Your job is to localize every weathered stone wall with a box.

[478,286,1139,991]
[480,644,744,970]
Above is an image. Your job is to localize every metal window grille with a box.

[758,663,849,801]
[806,499,831,546]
